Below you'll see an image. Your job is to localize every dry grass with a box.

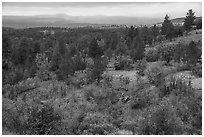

[147,29,202,51]
[105,70,137,81]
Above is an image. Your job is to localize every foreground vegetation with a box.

[2,9,202,135]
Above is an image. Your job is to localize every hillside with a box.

[2,23,202,135]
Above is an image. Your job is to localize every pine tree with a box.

[140,25,152,45]
[166,23,174,40]
[130,36,145,62]
[115,37,128,56]
[161,14,171,35]
[50,41,62,71]
[161,14,174,40]
[183,9,196,32]
[88,38,103,58]
[150,24,160,43]
[128,26,138,40]
[58,37,66,56]
[35,53,55,81]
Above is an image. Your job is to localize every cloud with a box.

[2,2,202,18]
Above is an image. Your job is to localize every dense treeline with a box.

[2,9,202,135]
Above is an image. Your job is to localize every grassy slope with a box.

[107,29,202,90]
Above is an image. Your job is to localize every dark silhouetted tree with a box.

[140,25,153,45]
[183,9,196,32]
[130,36,145,62]
[150,25,160,43]
[88,38,103,58]
[161,14,174,40]
[115,37,128,56]
[128,26,138,40]
[166,23,174,40]
[161,14,171,35]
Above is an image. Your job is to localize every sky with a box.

[2,2,202,19]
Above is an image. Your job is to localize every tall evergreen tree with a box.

[140,25,153,45]
[115,37,128,56]
[183,9,196,32]
[2,33,12,59]
[58,37,66,56]
[161,14,171,35]
[88,38,103,58]
[161,14,174,40]
[50,41,62,71]
[130,36,145,62]
[150,24,160,43]
[166,23,174,40]
[128,26,138,40]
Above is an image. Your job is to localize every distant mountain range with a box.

[2,14,202,28]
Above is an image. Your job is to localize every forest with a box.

[2,9,202,135]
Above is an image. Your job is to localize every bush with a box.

[145,47,159,62]
[134,58,147,76]
[86,56,107,84]
[101,73,113,87]
[144,62,166,87]
[169,60,190,71]
[80,112,116,135]
[3,68,25,85]
[191,63,202,77]
[2,98,27,134]
[114,56,133,70]
[68,70,88,88]
[137,98,185,135]
[130,85,159,110]
[163,91,202,134]
[160,75,193,98]
[35,53,55,81]
[26,103,61,135]
[83,85,119,110]
[3,98,62,135]
[158,44,175,63]
[2,77,41,100]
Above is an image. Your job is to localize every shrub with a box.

[26,103,61,135]
[158,44,175,63]
[169,60,190,71]
[35,53,55,81]
[114,130,133,135]
[145,47,160,62]
[184,41,201,65]
[80,112,116,135]
[161,73,199,98]
[86,56,107,84]
[83,85,119,110]
[137,98,185,135]
[101,73,113,87]
[134,58,147,76]
[144,62,166,87]
[163,91,202,134]
[3,68,25,85]
[2,98,27,134]
[114,56,133,70]
[3,98,62,135]
[3,77,42,100]
[68,70,88,88]
[119,75,130,89]
[130,85,159,110]
[191,63,202,77]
